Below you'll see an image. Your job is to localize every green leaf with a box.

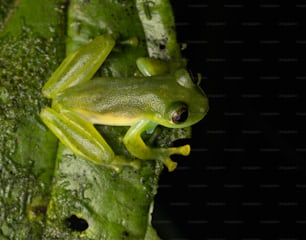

[0,1,66,238]
[0,0,188,239]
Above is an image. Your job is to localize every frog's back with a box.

[55,76,172,119]
[54,74,208,127]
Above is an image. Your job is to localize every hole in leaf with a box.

[66,215,89,232]
[159,44,166,50]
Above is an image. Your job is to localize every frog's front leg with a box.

[42,35,115,99]
[40,107,139,171]
[136,57,186,76]
[123,120,190,171]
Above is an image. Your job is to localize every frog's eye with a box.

[170,102,189,124]
[172,107,188,123]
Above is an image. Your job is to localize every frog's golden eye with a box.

[171,103,189,124]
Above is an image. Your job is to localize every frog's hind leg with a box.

[40,107,116,165]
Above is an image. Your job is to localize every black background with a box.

[152,1,306,239]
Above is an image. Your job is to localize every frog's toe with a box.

[169,144,190,156]
[129,159,142,169]
[164,158,178,172]
[112,156,141,172]
[161,145,191,171]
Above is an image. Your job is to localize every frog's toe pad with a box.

[164,158,178,172]
[169,144,190,156]
[164,144,191,171]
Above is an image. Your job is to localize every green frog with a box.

[40,35,208,171]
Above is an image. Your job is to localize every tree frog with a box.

[40,35,209,172]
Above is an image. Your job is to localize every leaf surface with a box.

[0,1,186,239]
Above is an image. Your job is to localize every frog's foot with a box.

[120,37,138,47]
[111,156,142,172]
[155,144,190,172]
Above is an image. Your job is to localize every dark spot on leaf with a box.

[31,205,47,216]
[122,230,130,238]
[159,44,166,50]
[66,214,89,232]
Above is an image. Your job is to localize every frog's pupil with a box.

[172,107,188,123]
